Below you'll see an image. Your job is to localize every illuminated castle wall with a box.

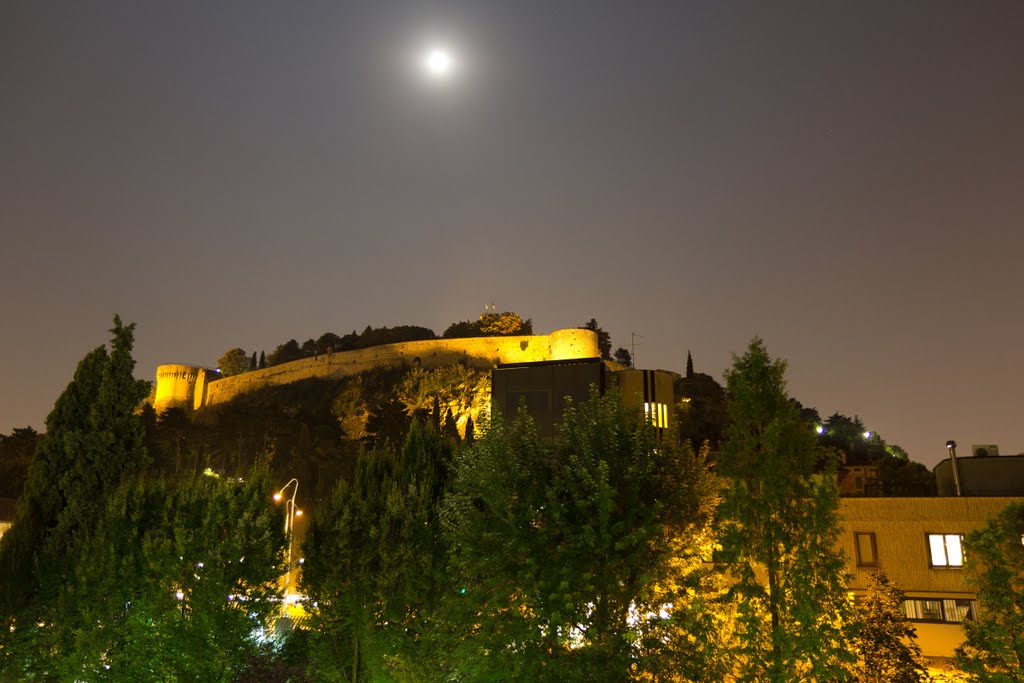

[153,327,599,414]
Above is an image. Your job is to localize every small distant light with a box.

[197,562,204,569]
[273,493,282,502]
[294,509,303,517]
[863,431,872,439]
[815,425,824,435]
[298,558,305,565]
[460,587,467,595]
[175,591,185,601]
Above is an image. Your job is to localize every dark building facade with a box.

[934,454,1024,496]
[491,358,678,442]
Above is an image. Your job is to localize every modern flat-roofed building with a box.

[838,496,1022,663]
[490,358,678,442]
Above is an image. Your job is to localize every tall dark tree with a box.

[267,339,303,366]
[0,316,150,674]
[259,350,267,369]
[675,370,727,452]
[717,338,855,682]
[613,346,633,367]
[686,350,694,378]
[0,427,41,499]
[302,420,455,681]
[364,397,412,448]
[441,406,460,442]
[250,351,258,370]
[315,332,343,355]
[441,319,482,339]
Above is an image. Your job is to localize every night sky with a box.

[2,2,1022,468]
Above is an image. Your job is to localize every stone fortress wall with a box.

[153,328,599,414]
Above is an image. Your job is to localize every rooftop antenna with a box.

[631,332,644,369]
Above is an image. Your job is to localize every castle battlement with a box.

[153,328,599,414]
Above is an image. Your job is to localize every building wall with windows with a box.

[839,496,1022,659]
[490,361,679,442]
[611,369,676,432]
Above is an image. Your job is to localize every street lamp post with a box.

[273,479,302,615]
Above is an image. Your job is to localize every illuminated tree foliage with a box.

[54,470,285,681]
[854,570,928,683]
[301,419,456,682]
[443,390,724,682]
[717,338,856,682]
[0,316,150,676]
[217,347,251,376]
[444,311,533,338]
[955,500,1024,682]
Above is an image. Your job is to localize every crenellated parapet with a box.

[153,363,217,413]
[152,328,599,414]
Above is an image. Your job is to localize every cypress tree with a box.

[259,350,267,368]
[442,407,460,442]
[686,350,694,378]
[431,395,442,433]
[0,316,150,673]
[250,350,258,370]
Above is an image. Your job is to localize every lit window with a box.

[927,533,964,567]
[644,402,669,429]
[854,532,877,567]
[903,598,977,623]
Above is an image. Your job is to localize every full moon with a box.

[423,47,454,78]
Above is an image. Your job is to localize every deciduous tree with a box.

[955,500,1024,681]
[218,347,251,376]
[717,338,856,682]
[443,390,723,681]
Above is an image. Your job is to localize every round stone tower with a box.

[548,327,600,360]
[153,363,205,413]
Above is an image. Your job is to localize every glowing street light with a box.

[273,478,301,615]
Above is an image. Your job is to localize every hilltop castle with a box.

[153,327,600,414]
